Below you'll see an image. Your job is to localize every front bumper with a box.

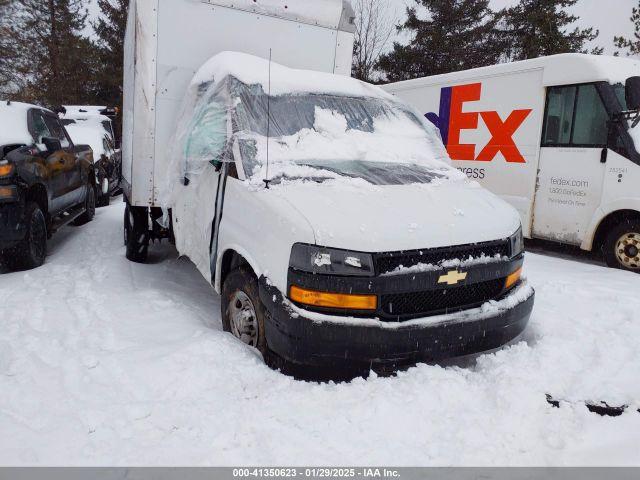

[260,278,534,368]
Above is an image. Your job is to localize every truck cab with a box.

[159,53,534,371]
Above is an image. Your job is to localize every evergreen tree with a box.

[0,0,20,96]
[9,0,100,107]
[614,1,640,56]
[93,0,128,107]
[503,0,602,61]
[378,0,508,82]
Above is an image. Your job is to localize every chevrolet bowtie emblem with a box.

[438,270,468,286]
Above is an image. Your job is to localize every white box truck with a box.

[383,54,640,272]
[122,1,534,372]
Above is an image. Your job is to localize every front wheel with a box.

[221,267,271,359]
[602,219,640,272]
[7,202,47,270]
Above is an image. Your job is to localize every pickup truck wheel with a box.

[124,203,149,263]
[602,219,640,272]
[11,202,47,270]
[222,267,270,359]
[73,185,96,226]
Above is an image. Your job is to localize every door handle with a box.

[600,148,608,163]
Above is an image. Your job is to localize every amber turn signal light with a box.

[505,267,522,290]
[0,164,14,177]
[290,285,377,311]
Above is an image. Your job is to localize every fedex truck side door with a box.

[532,84,608,245]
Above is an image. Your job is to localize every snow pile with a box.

[0,202,639,466]
[191,52,390,99]
[244,106,451,184]
[0,101,36,147]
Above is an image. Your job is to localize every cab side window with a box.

[30,111,52,143]
[543,84,608,147]
[543,86,575,145]
[43,115,71,149]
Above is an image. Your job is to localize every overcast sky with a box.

[87,0,638,55]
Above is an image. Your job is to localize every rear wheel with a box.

[124,202,149,263]
[221,267,271,359]
[7,202,47,270]
[602,219,640,272]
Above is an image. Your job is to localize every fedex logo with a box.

[426,83,532,163]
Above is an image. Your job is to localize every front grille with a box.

[381,278,505,319]
[374,240,510,275]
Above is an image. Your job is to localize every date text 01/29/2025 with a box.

[232,468,401,478]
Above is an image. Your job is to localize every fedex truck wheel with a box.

[602,219,640,272]
[221,267,270,360]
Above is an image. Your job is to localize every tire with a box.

[96,194,110,208]
[124,202,149,263]
[73,184,96,226]
[602,218,640,272]
[9,202,47,270]
[221,267,271,360]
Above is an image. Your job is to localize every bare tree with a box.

[352,0,397,83]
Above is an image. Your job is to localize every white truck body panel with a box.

[123,0,355,208]
[383,54,640,250]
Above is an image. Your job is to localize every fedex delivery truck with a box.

[122,0,356,253]
[383,54,640,272]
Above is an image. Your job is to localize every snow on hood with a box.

[264,178,521,252]
[191,51,392,100]
[0,101,37,146]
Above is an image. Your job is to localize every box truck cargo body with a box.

[122,0,356,209]
[383,54,640,271]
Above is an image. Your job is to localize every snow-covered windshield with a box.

[230,82,451,184]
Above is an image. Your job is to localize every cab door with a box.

[42,113,82,206]
[29,109,69,213]
[532,84,609,245]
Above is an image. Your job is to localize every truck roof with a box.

[0,101,50,146]
[192,51,393,100]
[384,54,640,91]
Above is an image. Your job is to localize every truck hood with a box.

[270,179,521,252]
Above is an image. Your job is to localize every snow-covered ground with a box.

[0,200,638,466]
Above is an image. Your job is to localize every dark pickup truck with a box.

[0,101,97,270]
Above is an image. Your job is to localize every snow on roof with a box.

[201,0,352,31]
[191,51,393,100]
[385,54,640,91]
[65,123,106,158]
[0,101,44,146]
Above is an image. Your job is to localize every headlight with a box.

[289,243,375,277]
[509,226,524,258]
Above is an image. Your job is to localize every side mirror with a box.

[42,137,62,152]
[625,76,640,110]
